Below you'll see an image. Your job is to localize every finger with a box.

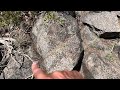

[32,61,47,79]
[72,71,84,79]
[64,71,75,79]
[62,71,72,79]
[63,70,82,79]
[72,71,81,79]
[51,71,66,79]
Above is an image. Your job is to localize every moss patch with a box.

[0,11,21,27]
[43,11,65,26]
[105,53,114,61]
[0,11,41,28]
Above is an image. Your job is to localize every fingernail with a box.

[33,61,39,64]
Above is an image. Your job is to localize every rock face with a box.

[76,11,120,79]
[2,11,120,79]
[31,11,83,73]
[1,11,83,79]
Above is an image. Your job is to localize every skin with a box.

[31,61,84,79]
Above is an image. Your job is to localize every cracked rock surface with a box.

[76,11,120,79]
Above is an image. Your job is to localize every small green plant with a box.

[43,11,65,26]
[44,12,56,22]
[0,11,39,27]
[105,53,114,61]
[0,11,21,27]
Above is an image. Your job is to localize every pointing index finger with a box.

[32,61,48,79]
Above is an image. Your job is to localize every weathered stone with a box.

[81,11,120,33]
[75,11,120,79]
[32,11,83,73]
[80,25,120,79]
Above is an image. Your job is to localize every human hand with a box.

[31,61,84,79]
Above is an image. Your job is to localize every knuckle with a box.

[33,68,41,75]
[51,71,66,79]
[52,71,62,75]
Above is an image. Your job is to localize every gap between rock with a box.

[73,50,84,71]
[83,22,120,39]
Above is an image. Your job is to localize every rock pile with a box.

[1,11,120,79]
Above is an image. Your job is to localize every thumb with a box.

[32,61,47,79]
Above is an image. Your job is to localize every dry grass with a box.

[0,35,34,79]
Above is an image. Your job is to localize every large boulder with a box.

[31,11,83,73]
